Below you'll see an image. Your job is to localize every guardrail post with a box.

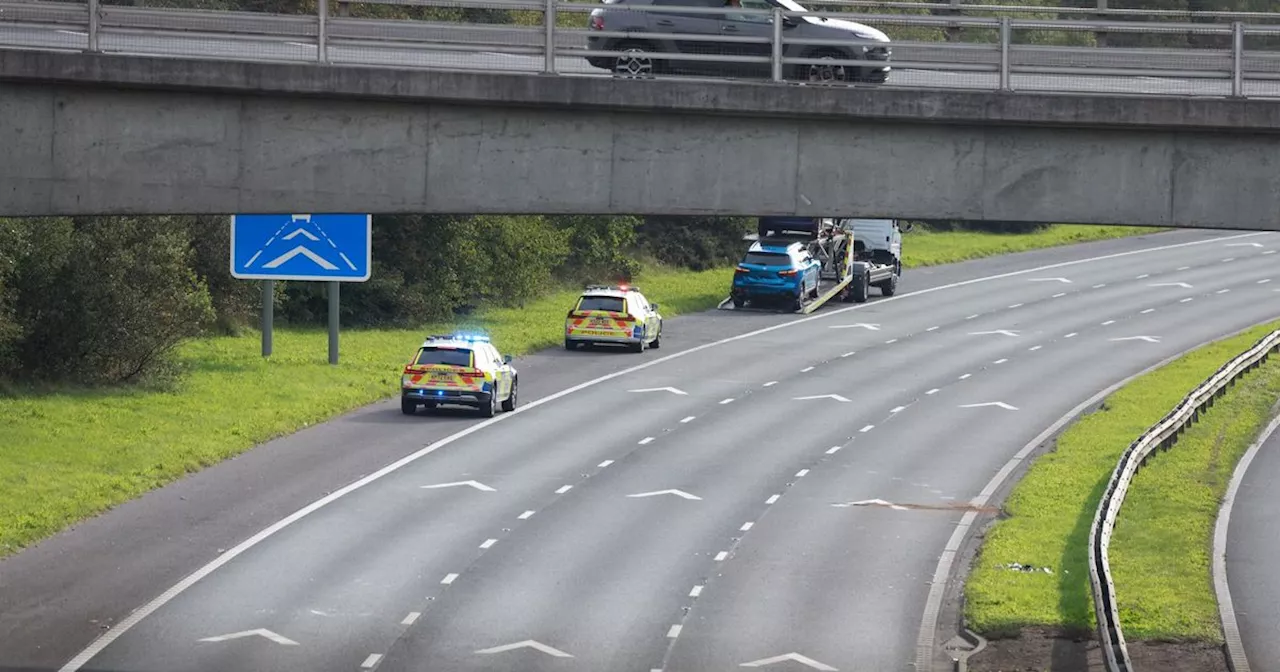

[771,7,783,82]
[1094,0,1108,48]
[1231,21,1243,98]
[544,0,557,74]
[85,0,100,53]
[317,0,329,63]
[999,17,1010,91]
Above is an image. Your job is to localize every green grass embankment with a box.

[965,320,1280,642]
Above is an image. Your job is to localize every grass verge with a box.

[0,223,1150,558]
[902,224,1160,269]
[964,319,1280,641]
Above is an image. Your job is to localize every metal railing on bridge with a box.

[0,0,1278,98]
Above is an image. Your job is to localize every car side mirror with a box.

[651,302,660,311]
[503,355,513,364]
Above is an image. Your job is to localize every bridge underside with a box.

[1,50,1278,229]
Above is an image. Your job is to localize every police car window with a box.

[742,252,792,266]
[416,347,472,367]
[578,296,626,312]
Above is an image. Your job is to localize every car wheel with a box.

[401,398,417,415]
[480,393,496,418]
[801,50,853,84]
[501,379,518,412]
[565,338,576,351]
[613,41,655,79]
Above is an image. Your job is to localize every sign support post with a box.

[328,280,339,365]
[230,213,372,365]
[262,279,274,358]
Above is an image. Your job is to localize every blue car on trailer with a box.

[730,219,824,310]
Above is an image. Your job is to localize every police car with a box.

[400,333,517,417]
[564,284,663,353]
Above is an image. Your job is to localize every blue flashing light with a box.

[427,332,491,343]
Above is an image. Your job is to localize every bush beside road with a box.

[964,319,1280,668]
[0,222,1147,558]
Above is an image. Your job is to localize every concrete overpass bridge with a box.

[0,46,1278,229]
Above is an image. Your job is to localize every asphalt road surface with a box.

[2,23,1279,98]
[1227,415,1280,670]
[4,229,1280,672]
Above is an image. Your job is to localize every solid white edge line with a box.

[57,230,1273,672]
[1213,412,1280,672]
[914,314,1280,672]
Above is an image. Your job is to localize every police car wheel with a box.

[480,394,496,418]
[401,398,417,415]
[502,379,518,412]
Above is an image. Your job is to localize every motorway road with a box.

[4,229,1280,672]
[1226,414,1280,670]
[2,23,1280,98]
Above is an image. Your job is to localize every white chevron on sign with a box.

[739,652,838,670]
[627,489,702,500]
[829,323,880,330]
[198,629,299,646]
[793,394,852,403]
[475,640,573,657]
[283,228,320,241]
[262,246,339,270]
[420,480,496,492]
[959,402,1019,410]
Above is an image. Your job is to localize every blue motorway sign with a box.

[230,213,371,282]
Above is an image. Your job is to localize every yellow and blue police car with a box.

[564,284,663,353]
[400,333,517,417]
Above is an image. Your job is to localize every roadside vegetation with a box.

[964,319,1280,643]
[0,217,1146,557]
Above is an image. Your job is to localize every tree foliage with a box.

[2,217,214,385]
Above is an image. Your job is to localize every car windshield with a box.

[578,295,626,312]
[415,347,473,367]
[742,251,793,267]
[770,0,808,13]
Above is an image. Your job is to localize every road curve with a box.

[4,229,1280,672]
[1224,415,1280,671]
[2,24,1279,99]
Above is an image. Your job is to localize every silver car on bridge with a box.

[585,0,891,83]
